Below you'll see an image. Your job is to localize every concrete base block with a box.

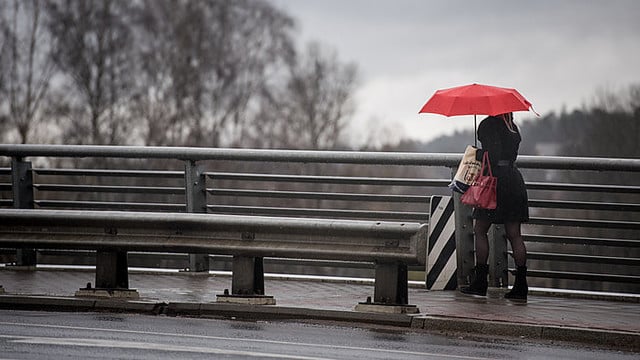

[216,294,276,305]
[75,288,140,299]
[354,303,420,314]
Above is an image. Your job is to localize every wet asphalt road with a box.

[0,310,637,359]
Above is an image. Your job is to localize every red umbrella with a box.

[419,83,535,145]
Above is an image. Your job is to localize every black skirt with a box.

[472,165,529,224]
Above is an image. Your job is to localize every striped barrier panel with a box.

[426,195,457,290]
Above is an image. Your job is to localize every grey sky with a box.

[271,0,640,146]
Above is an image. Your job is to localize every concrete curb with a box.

[167,302,412,327]
[0,295,96,312]
[0,294,638,351]
[0,295,409,327]
[94,299,165,314]
[0,295,162,314]
[412,315,640,351]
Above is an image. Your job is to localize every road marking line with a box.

[0,321,495,360]
[3,335,334,360]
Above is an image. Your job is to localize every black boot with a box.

[460,264,488,296]
[505,266,528,301]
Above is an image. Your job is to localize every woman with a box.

[460,112,530,301]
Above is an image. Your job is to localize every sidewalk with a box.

[1,267,639,351]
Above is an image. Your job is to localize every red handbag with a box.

[461,151,497,209]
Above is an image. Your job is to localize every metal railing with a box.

[1,144,639,295]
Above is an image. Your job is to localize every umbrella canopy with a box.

[419,83,532,116]
[418,83,535,146]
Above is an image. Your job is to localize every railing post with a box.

[217,255,275,305]
[75,249,139,299]
[11,157,37,268]
[354,261,419,313]
[453,192,475,287]
[231,256,265,295]
[185,160,209,272]
[488,224,509,288]
[373,261,408,305]
[95,250,129,289]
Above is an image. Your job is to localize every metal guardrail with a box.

[2,144,639,170]
[1,144,639,295]
[0,208,427,307]
[0,209,426,264]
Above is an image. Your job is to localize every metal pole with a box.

[373,261,408,305]
[11,157,37,268]
[185,160,209,272]
[231,256,265,296]
[453,191,475,287]
[2,144,640,171]
[488,224,508,288]
[95,250,129,289]
[474,114,478,147]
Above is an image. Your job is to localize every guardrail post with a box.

[488,224,508,288]
[453,192,475,287]
[355,261,418,313]
[95,250,129,289]
[185,160,209,272]
[231,256,265,295]
[373,262,408,305]
[217,255,275,305]
[11,157,37,268]
[75,249,138,299]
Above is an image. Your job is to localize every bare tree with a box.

[254,42,358,149]
[132,0,295,147]
[0,0,53,144]
[130,0,204,146]
[45,0,136,145]
[0,2,8,140]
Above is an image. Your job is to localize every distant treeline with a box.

[393,84,640,160]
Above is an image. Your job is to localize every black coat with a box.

[472,116,529,223]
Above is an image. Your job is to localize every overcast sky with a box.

[271,0,640,146]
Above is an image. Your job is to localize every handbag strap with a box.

[481,151,493,177]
